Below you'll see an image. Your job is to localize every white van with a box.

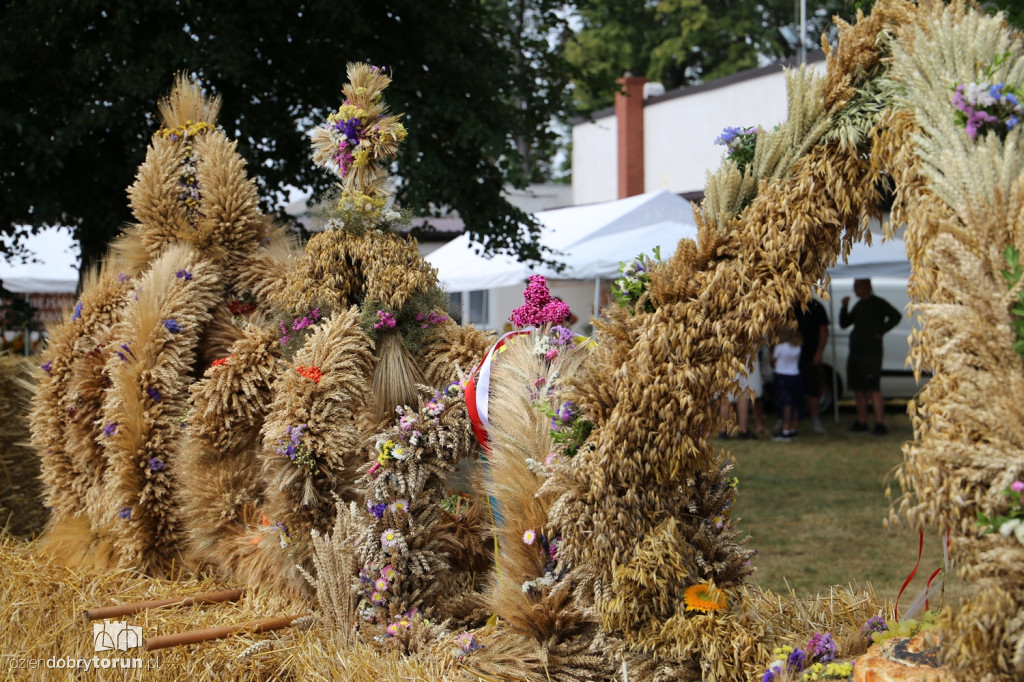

[761,277,926,411]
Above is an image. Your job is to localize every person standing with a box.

[771,327,803,442]
[839,278,902,435]
[794,297,830,435]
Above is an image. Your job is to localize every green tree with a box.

[567,0,856,114]
[0,0,577,271]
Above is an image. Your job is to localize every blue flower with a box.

[118,507,132,520]
[103,422,118,437]
[714,126,743,146]
[787,648,806,672]
[146,387,162,402]
[1008,115,1020,131]
[175,269,193,281]
[148,457,166,472]
[41,362,52,374]
[163,319,182,334]
[71,301,83,321]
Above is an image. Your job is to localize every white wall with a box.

[572,59,827,205]
[573,116,617,206]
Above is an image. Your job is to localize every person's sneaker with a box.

[848,421,869,433]
[873,423,888,436]
[774,430,797,442]
[738,431,756,440]
[811,419,826,435]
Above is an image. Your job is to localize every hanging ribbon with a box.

[464,327,534,452]
[924,528,951,612]
[893,529,924,622]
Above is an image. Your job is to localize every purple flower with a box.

[335,117,363,141]
[71,301,83,322]
[368,502,387,519]
[41,362,52,374]
[175,269,193,281]
[806,632,837,663]
[760,670,777,682]
[374,310,397,330]
[556,401,576,423]
[965,108,999,139]
[787,648,806,672]
[117,273,129,283]
[550,325,575,346]
[146,387,162,402]
[861,614,888,638]
[148,458,166,472]
[118,507,132,520]
[103,422,118,437]
[116,342,132,362]
[163,319,182,334]
[715,126,744,146]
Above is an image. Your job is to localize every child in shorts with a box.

[772,327,803,441]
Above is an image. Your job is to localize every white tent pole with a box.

[827,284,839,423]
[593,277,601,321]
[461,291,469,328]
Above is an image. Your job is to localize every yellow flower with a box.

[352,148,371,168]
[683,582,728,613]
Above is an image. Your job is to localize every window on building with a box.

[448,290,488,326]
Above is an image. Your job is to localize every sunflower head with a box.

[683,582,728,614]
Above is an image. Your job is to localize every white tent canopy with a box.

[0,227,80,294]
[828,236,910,280]
[426,190,698,292]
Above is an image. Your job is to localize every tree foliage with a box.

[0,0,576,270]
[567,0,858,113]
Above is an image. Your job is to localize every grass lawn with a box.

[726,404,963,606]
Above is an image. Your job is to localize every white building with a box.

[572,53,827,205]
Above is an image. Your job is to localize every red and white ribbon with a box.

[464,328,533,452]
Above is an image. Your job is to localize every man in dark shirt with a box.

[794,297,829,434]
[839,278,902,435]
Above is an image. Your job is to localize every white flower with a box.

[965,82,996,107]
[999,519,1024,545]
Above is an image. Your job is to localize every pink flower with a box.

[1011,480,1024,493]
[545,348,559,361]
[523,528,537,545]
[509,275,570,326]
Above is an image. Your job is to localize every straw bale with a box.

[350,381,481,626]
[482,330,593,643]
[417,322,494,389]
[31,267,135,521]
[258,307,375,599]
[99,244,224,575]
[865,1,1024,677]
[127,134,194,257]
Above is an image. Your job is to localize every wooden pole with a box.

[143,613,310,651]
[83,588,245,621]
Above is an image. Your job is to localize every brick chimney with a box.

[615,73,647,198]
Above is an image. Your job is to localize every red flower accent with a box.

[296,365,323,384]
[211,356,232,369]
[227,300,256,316]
